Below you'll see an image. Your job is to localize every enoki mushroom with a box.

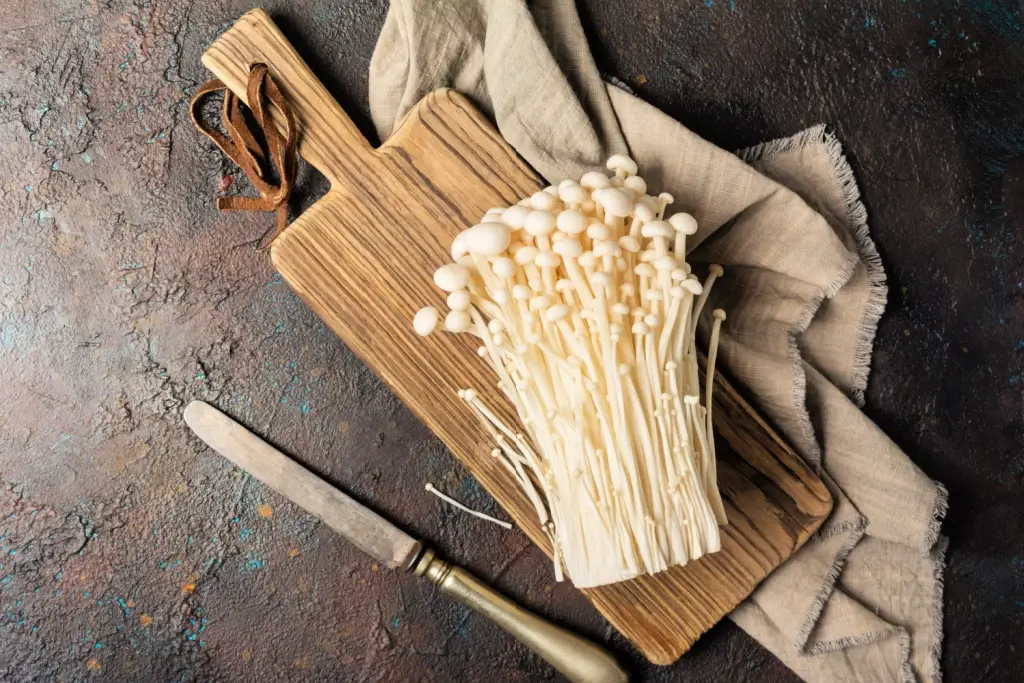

[414,155,728,588]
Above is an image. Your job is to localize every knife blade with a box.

[183,400,628,683]
[183,400,421,569]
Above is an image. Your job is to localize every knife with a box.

[183,400,628,683]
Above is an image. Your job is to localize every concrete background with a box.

[1,1,1022,681]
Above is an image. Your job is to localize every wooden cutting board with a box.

[202,9,832,665]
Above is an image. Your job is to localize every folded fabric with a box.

[370,2,947,681]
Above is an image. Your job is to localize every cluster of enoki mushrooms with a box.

[414,155,729,588]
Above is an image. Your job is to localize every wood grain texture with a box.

[202,9,832,665]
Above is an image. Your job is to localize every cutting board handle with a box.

[201,8,373,187]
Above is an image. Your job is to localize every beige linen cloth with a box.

[370,2,948,681]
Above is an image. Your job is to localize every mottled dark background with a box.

[1,1,1022,681]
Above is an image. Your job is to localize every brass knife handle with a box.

[413,549,628,683]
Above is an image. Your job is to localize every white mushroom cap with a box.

[655,255,677,271]
[586,223,611,241]
[606,154,638,176]
[577,251,598,269]
[481,211,504,226]
[501,205,530,228]
[556,209,588,234]
[579,171,611,190]
[513,245,539,265]
[413,306,439,336]
[618,236,640,253]
[639,250,656,263]
[444,310,471,333]
[529,191,557,211]
[524,210,556,237]
[594,240,618,257]
[681,278,703,295]
[589,271,613,289]
[492,256,515,278]
[668,212,698,236]
[624,175,647,195]
[713,308,727,321]
[542,185,559,196]
[559,183,589,205]
[464,223,512,255]
[529,295,551,311]
[544,304,570,322]
[492,289,510,305]
[434,263,471,292]
[447,289,471,311]
[451,231,469,260]
[641,221,674,240]
[634,263,656,279]
[512,284,532,300]
[598,188,633,218]
[552,237,583,258]
[633,202,655,224]
[534,251,561,268]
[709,263,725,277]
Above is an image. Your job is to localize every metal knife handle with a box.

[413,549,628,683]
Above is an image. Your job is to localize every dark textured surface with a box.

[0,1,1021,681]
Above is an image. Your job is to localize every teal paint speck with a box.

[239,528,252,541]
[117,598,130,616]
[391,616,402,629]
[24,185,32,192]
[928,39,937,47]
[83,591,89,597]
[95,642,102,649]
[891,67,908,78]
[241,556,264,572]
[300,404,312,414]
[864,17,874,28]
[81,153,92,164]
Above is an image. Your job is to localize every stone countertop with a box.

[0,1,1021,681]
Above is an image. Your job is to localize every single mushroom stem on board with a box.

[413,156,729,589]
